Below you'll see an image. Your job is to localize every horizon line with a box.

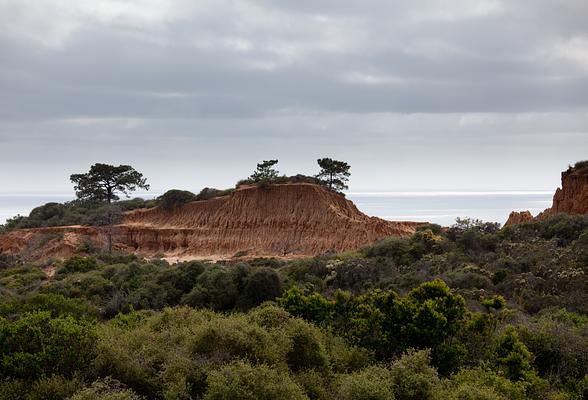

[0,189,555,197]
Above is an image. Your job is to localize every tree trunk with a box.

[107,230,113,253]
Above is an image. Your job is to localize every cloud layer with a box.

[0,0,587,191]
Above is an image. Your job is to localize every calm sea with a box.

[0,191,553,227]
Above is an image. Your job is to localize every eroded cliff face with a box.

[0,183,424,260]
[504,211,534,226]
[537,166,588,219]
[505,163,588,226]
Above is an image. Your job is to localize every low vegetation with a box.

[0,214,587,398]
[0,159,348,233]
[0,198,155,232]
[568,160,588,176]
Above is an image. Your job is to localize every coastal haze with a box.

[1,0,587,196]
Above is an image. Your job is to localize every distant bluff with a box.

[505,161,588,226]
[0,183,425,260]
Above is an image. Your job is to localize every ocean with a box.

[347,191,553,226]
[0,191,553,227]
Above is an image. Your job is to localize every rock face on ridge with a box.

[504,211,534,226]
[0,183,425,260]
[505,161,588,226]
[536,163,588,219]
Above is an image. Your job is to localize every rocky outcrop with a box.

[505,211,534,226]
[0,183,425,260]
[537,163,588,219]
[506,161,588,225]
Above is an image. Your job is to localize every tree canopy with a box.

[70,164,149,204]
[316,158,351,192]
[249,159,279,183]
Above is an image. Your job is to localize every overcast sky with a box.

[0,0,587,193]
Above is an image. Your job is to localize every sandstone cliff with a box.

[537,162,588,219]
[505,161,588,226]
[504,211,534,226]
[0,183,424,260]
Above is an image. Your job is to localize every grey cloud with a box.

[0,0,586,193]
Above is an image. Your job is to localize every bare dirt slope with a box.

[0,183,425,260]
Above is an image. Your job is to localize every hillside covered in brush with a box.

[1,214,587,399]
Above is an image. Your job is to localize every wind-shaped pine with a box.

[249,159,279,183]
[316,158,350,193]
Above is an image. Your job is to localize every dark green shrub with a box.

[0,253,17,269]
[241,267,283,308]
[0,311,97,380]
[518,310,588,389]
[157,189,197,209]
[195,187,234,201]
[432,341,469,376]
[59,256,98,274]
[286,322,329,372]
[492,269,508,284]
[488,327,536,382]
[20,202,68,228]
[277,287,335,324]
[363,237,414,265]
[540,214,588,245]
[1,293,98,319]
[0,266,46,292]
[294,370,332,400]
[402,279,467,349]
[390,349,439,400]
[481,295,507,312]
[182,267,238,311]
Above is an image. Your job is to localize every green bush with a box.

[277,287,335,324]
[0,293,97,319]
[363,237,415,265]
[182,267,239,311]
[0,311,97,380]
[157,189,197,209]
[203,360,308,400]
[337,365,395,400]
[25,375,84,400]
[70,378,143,400]
[443,367,528,400]
[195,187,234,201]
[0,375,83,400]
[286,322,329,372]
[58,256,98,274]
[390,349,439,400]
[0,198,151,231]
[0,266,46,292]
[241,267,282,308]
[518,310,588,390]
[488,327,536,382]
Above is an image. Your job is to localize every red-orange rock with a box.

[537,162,588,219]
[0,183,426,261]
[504,211,534,226]
[506,161,588,225]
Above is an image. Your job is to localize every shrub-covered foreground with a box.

[0,214,588,398]
[0,305,567,400]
